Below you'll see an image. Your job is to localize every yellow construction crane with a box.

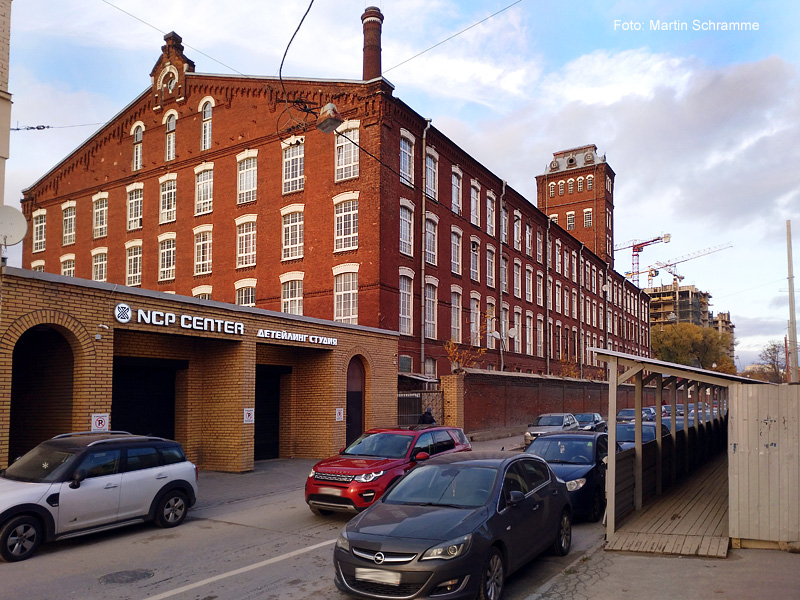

[615,233,671,286]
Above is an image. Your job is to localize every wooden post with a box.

[655,373,663,495]
[634,370,643,511]
[607,356,619,539]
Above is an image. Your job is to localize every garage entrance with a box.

[111,357,187,439]
[9,326,75,461]
[255,365,290,460]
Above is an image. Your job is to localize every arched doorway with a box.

[346,357,365,446]
[9,326,75,461]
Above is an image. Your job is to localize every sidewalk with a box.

[527,542,800,600]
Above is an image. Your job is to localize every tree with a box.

[650,323,736,373]
[758,340,785,383]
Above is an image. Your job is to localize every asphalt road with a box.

[0,446,605,600]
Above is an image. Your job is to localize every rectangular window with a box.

[335,128,359,181]
[62,207,75,246]
[194,231,213,275]
[526,268,533,303]
[399,206,413,255]
[238,222,257,267]
[160,180,177,223]
[537,273,544,305]
[283,143,305,193]
[238,157,257,204]
[470,297,480,346]
[514,313,521,353]
[127,188,143,231]
[451,173,461,215]
[425,219,437,265]
[282,212,304,259]
[501,256,508,293]
[555,282,562,313]
[159,239,176,281]
[126,246,142,286]
[92,253,107,282]
[334,272,358,323]
[93,199,107,239]
[451,232,461,274]
[451,292,461,343]
[584,209,593,228]
[513,217,521,251]
[33,215,47,252]
[425,284,437,339]
[61,259,75,277]
[536,231,543,262]
[555,241,562,273]
[501,207,508,244]
[537,318,544,357]
[470,242,480,281]
[165,127,175,162]
[399,276,412,335]
[425,154,437,200]
[236,287,255,307]
[525,224,532,256]
[195,169,213,214]
[486,302,496,349]
[335,200,359,250]
[566,212,575,230]
[486,248,495,288]
[513,262,521,297]
[486,196,495,236]
[282,280,303,315]
[400,137,413,186]
[470,185,480,226]
[133,141,142,171]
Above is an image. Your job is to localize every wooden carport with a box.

[594,349,759,556]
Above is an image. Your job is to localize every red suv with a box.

[305,426,471,515]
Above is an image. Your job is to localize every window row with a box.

[547,175,594,197]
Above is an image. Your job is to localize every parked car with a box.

[305,426,471,515]
[333,451,572,600]
[524,412,579,446]
[574,412,607,432]
[0,431,198,562]
[642,407,657,421]
[615,422,672,451]
[524,431,616,522]
[616,408,644,423]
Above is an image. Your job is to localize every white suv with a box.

[0,431,198,562]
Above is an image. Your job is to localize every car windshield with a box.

[527,438,594,464]
[384,464,497,508]
[616,424,656,443]
[342,432,414,459]
[574,413,594,423]
[618,409,635,417]
[3,443,78,483]
[534,415,563,426]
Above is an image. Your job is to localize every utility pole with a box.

[787,221,798,382]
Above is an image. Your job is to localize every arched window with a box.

[133,125,143,171]
[201,101,213,150]
[165,114,176,161]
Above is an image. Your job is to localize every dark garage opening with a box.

[112,357,188,440]
[255,365,291,460]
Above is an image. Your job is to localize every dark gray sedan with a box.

[333,452,572,600]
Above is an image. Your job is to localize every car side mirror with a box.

[413,451,430,462]
[507,490,525,506]
[69,469,87,489]
[339,447,345,454]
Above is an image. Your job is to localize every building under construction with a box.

[646,284,712,328]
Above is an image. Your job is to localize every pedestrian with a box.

[418,406,436,425]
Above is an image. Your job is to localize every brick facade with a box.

[0,268,398,471]
[19,8,650,386]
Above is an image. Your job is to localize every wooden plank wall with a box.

[729,384,800,543]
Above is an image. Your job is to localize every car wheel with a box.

[0,515,42,562]
[551,509,572,556]
[477,546,504,600]
[588,489,605,523]
[309,506,334,517]
[155,490,188,528]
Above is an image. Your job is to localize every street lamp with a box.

[491,328,516,371]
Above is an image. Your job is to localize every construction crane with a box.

[646,243,733,287]
[615,233,671,286]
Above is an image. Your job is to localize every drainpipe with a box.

[578,242,584,379]
[497,180,507,370]
[419,119,432,375]
[545,218,552,375]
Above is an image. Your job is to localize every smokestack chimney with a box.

[361,6,384,81]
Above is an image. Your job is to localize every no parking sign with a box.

[92,413,110,432]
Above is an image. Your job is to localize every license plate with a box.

[318,486,342,496]
[355,568,401,586]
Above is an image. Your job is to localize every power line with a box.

[384,0,524,73]
[12,123,105,131]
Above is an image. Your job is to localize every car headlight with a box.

[336,530,350,552]
[308,469,315,478]
[566,478,587,492]
[421,534,472,561]
[354,471,384,483]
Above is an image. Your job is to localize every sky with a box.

[4,0,799,369]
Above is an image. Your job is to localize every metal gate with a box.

[398,390,444,426]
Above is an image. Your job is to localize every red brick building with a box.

[20,7,650,380]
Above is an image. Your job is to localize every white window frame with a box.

[237,149,258,204]
[236,217,257,268]
[158,233,176,281]
[425,148,438,200]
[399,198,414,256]
[451,168,462,215]
[486,192,496,236]
[194,163,214,215]
[400,130,414,186]
[280,272,304,315]
[470,236,480,282]
[486,246,495,288]
[125,241,142,286]
[451,288,462,343]
[450,227,462,275]
[470,294,481,346]
[584,208,593,228]
[92,193,108,239]
[334,192,359,251]
[132,122,144,171]
[282,136,305,194]
[127,183,143,231]
[32,210,46,253]
[91,248,107,282]
[60,255,75,277]
[513,260,522,298]
[61,202,76,246]
[425,214,438,266]
[399,268,414,335]
[193,225,213,275]
[333,264,359,324]
[470,182,480,226]
[335,122,360,181]
[424,278,438,339]
[200,98,214,151]
[164,112,177,161]
[159,174,177,224]
[281,205,304,260]
[235,278,257,307]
